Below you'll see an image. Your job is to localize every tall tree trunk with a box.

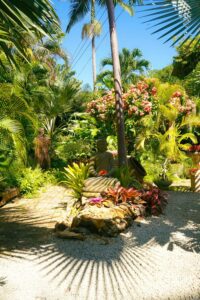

[106,0,127,167]
[91,0,96,91]
[92,36,96,90]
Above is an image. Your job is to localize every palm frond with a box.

[82,20,102,39]
[180,114,200,127]
[159,104,179,121]
[0,0,61,65]
[66,0,91,33]
[142,0,200,46]
[118,0,134,15]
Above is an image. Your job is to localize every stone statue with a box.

[34,128,51,169]
[82,138,146,198]
[83,139,118,197]
[89,139,116,177]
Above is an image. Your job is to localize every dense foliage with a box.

[86,79,199,180]
[0,0,199,198]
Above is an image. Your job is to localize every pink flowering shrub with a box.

[169,91,195,115]
[87,80,196,152]
[87,81,195,125]
[87,81,158,123]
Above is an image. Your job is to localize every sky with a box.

[53,0,177,88]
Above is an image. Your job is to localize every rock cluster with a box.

[55,199,145,238]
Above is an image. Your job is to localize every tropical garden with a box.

[0,0,200,236]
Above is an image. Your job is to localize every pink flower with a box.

[173,91,182,97]
[144,106,152,113]
[132,106,138,112]
[151,87,157,96]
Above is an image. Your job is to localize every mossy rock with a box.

[71,205,133,237]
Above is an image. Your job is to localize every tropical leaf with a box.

[142,0,200,46]
[118,1,134,15]
[159,104,179,121]
[82,20,102,39]
[0,0,61,65]
[180,114,200,127]
[63,163,89,199]
[178,132,198,143]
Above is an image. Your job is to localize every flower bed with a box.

[55,184,168,238]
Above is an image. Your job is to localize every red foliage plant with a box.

[103,186,141,205]
[189,145,200,152]
[189,167,200,175]
[141,186,168,216]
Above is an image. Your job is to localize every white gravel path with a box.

[0,188,199,300]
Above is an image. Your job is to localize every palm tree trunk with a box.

[106,0,127,167]
[91,0,96,91]
[92,36,96,90]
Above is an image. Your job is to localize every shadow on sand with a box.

[0,191,199,298]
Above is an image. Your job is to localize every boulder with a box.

[55,221,69,232]
[71,204,133,237]
[0,187,20,207]
[55,229,86,240]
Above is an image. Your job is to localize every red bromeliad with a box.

[103,186,141,204]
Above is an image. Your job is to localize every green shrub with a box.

[113,166,142,189]
[0,175,6,192]
[54,137,93,164]
[62,162,89,199]
[48,168,66,182]
[17,167,57,197]
[0,159,24,188]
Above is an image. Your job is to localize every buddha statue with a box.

[89,139,116,177]
[82,139,146,198]
[82,139,118,198]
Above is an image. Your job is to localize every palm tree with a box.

[106,0,131,166]
[0,0,60,65]
[0,82,37,164]
[97,47,149,88]
[81,1,102,90]
[66,0,134,166]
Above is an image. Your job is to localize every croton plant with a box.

[88,184,168,216]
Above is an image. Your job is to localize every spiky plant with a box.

[63,163,89,199]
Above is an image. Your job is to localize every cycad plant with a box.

[157,105,199,161]
[136,104,200,162]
